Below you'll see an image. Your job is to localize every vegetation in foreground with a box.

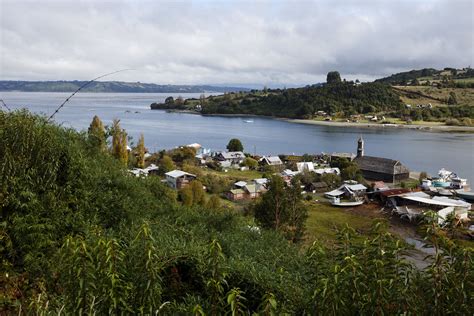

[1,110,472,314]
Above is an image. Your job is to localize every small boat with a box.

[455,190,474,202]
[330,197,364,207]
[243,119,254,123]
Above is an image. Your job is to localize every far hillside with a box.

[152,70,474,126]
[375,67,474,88]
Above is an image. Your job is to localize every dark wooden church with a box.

[353,137,410,182]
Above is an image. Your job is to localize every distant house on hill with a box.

[353,137,410,182]
[215,151,245,167]
[165,170,197,189]
[259,156,283,166]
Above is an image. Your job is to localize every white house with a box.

[260,156,283,166]
[297,162,314,173]
[215,151,245,167]
[165,170,197,189]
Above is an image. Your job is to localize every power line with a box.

[0,99,11,111]
[47,69,133,121]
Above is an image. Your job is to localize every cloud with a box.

[1,0,472,86]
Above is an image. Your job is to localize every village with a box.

[128,136,473,249]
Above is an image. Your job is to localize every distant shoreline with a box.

[164,109,474,133]
[286,119,474,133]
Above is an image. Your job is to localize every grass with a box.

[304,198,382,244]
[395,86,474,107]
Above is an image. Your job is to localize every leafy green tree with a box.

[159,155,175,174]
[242,157,258,169]
[111,119,128,166]
[136,133,145,168]
[448,91,458,105]
[88,115,106,150]
[326,71,342,84]
[321,173,341,188]
[190,180,206,206]
[207,195,222,210]
[226,138,243,152]
[253,176,308,241]
[341,165,362,181]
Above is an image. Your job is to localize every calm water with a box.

[1,91,473,183]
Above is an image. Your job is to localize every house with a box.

[226,179,268,201]
[314,167,340,175]
[253,178,269,190]
[325,183,367,199]
[304,182,328,193]
[354,137,410,182]
[165,170,197,189]
[226,188,246,201]
[215,151,245,167]
[129,164,159,177]
[259,156,283,166]
[296,162,314,173]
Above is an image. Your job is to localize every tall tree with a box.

[136,133,145,168]
[226,138,243,152]
[112,119,128,166]
[88,115,106,150]
[326,71,342,84]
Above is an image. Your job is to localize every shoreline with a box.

[286,119,474,133]
[163,109,474,133]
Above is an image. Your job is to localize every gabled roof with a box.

[244,184,258,193]
[253,178,269,185]
[165,170,196,178]
[260,156,283,165]
[234,181,247,187]
[354,156,409,175]
[338,183,367,191]
[219,151,245,159]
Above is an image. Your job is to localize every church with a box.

[353,137,410,182]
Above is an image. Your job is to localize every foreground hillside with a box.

[1,110,472,314]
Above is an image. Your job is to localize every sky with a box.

[0,0,473,87]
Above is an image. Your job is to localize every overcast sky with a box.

[1,0,472,87]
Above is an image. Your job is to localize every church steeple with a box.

[357,136,364,157]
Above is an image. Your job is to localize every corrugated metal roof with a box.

[165,170,196,178]
[354,156,409,175]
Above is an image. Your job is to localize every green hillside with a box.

[1,110,472,314]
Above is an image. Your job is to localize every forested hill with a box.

[152,81,405,119]
[0,80,248,93]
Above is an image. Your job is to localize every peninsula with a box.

[151,68,474,130]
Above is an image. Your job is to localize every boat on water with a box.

[330,197,364,207]
[243,120,254,123]
[455,190,474,202]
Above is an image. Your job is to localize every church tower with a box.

[357,136,364,157]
